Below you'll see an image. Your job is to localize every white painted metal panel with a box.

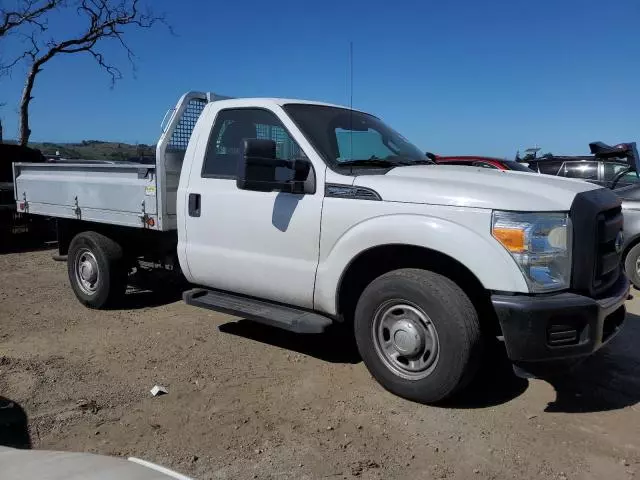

[179,102,325,308]
[14,163,158,229]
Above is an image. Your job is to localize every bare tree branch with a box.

[0,1,62,79]
[0,48,29,77]
[12,0,167,145]
[0,0,61,37]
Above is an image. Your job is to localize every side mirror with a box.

[236,139,311,193]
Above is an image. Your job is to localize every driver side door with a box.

[183,107,323,308]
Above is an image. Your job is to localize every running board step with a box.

[183,288,333,334]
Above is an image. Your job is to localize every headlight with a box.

[492,211,572,293]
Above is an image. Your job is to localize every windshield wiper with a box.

[337,158,400,167]
[406,159,435,165]
[337,156,435,168]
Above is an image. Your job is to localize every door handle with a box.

[188,193,201,217]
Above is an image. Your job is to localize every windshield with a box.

[283,104,429,167]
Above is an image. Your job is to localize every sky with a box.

[0,0,639,157]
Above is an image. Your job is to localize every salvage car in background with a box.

[525,142,639,189]
[427,154,535,172]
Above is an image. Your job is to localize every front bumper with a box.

[492,273,629,362]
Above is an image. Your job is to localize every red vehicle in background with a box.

[427,153,535,172]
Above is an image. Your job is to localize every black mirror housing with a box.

[237,139,278,192]
[237,139,311,193]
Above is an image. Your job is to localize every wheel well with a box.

[336,245,499,335]
[57,220,129,256]
[56,219,177,261]
[622,235,640,265]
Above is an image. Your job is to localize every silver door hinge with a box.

[139,200,149,227]
[73,196,81,219]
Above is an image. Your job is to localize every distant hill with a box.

[19,141,155,161]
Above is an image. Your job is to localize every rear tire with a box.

[67,231,127,309]
[624,243,640,289]
[354,268,483,404]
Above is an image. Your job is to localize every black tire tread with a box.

[354,268,483,403]
[624,243,640,289]
[393,269,483,395]
[67,231,127,309]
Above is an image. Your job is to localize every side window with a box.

[202,108,305,178]
[604,163,630,180]
[622,172,640,184]
[604,163,640,186]
[563,161,598,180]
[536,161,563,175]
[472,161,499,169]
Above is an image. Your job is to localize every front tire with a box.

[67,231,127,309]
[354,269,483,404]
[624,243,640,289]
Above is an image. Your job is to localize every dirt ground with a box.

[0,247,638,480]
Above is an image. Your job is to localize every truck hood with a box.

[353,165,601,211]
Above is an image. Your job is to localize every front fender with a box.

[621,209,640,254]
[314,212,529,315]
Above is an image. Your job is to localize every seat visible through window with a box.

[215,121,257,176]
[201,108,304,178]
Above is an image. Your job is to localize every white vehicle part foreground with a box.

[0,446,192,480]
[314,204,529,315]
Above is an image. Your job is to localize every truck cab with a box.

[13,92,630,404]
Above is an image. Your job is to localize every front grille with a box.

[593,207,623,294]
[570,188,623,297]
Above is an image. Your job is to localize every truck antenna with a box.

[349,41,354,162]
[349,41,354,111]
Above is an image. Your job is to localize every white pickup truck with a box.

[13,91,629,403]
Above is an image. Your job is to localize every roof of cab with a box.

[212,97,367,113]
